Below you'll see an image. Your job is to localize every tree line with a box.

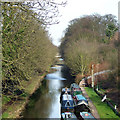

[1,1,66,96]
[60,14,119,89]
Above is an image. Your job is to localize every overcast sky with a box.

[48,0,120,46]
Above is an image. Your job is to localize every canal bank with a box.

[2,74,49,118]
[22,62,75,118]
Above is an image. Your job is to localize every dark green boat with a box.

[70,83,82,97]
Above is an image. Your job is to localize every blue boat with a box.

[61,112,78,120]
[60,88,71,103]
[75,95,88,105]
[61,93,74,113]
[80,112,96,120]
[74,95,90,113]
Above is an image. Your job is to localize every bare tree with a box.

[21,0,67,25]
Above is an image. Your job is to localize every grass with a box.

[85,87,120,119]
[2,99,27,118]
[98,89,106,94]
[2,95,11,105]
[2,112,9,118]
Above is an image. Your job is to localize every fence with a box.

[94,89,120,117]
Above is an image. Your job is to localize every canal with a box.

[22,58,74,118]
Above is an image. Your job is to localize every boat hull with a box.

[61,106,74,113]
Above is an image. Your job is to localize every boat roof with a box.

[76,95,87,101]
[62,94,73,101]
[80,112,96,119]
[62,112,71,115]
[62,112,77,118]
[77,101,88,106]
[70,83,80,88]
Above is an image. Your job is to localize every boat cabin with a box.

[79,112,96,120]
[74,95,90,113]
[70,83,81,91]
[61,94,74,112]
[61,112,78,120]
[60,88,71,103]
[74,95,88,105]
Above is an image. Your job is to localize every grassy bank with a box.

[85,87,120,119]
[2,74,46,118]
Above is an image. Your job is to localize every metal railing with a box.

[94,89,120,117]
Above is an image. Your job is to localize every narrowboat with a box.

[61,93,74,113]
[61,112,78,120]
[60,87,71,103]
[79,112,96,120]
[70,83,82,97]
[74,95,90,113]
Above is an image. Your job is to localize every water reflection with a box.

[46,66,66,81]
[23,65,66,118]
[47,66,64,118]
[48,79,61,118]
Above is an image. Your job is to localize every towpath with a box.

[80,87,100,120]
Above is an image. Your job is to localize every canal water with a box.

[23,58,74,118]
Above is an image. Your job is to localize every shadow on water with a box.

[61,64,75,87]
[22,63,75,118]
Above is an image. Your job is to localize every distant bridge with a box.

[85,70,112,80]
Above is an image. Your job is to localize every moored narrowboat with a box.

[70,83,82,97]
[70,83,81,91]
[60,87,71,103]
[74,95,90,113]
[61,93,74,113]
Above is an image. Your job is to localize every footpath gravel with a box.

[80,87,100,120]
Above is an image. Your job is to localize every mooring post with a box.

[91,64,94,89]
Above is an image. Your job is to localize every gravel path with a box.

[80,87,100,120]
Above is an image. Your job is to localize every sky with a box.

[48,0,120,46]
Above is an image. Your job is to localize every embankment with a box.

[2,74,47,118]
